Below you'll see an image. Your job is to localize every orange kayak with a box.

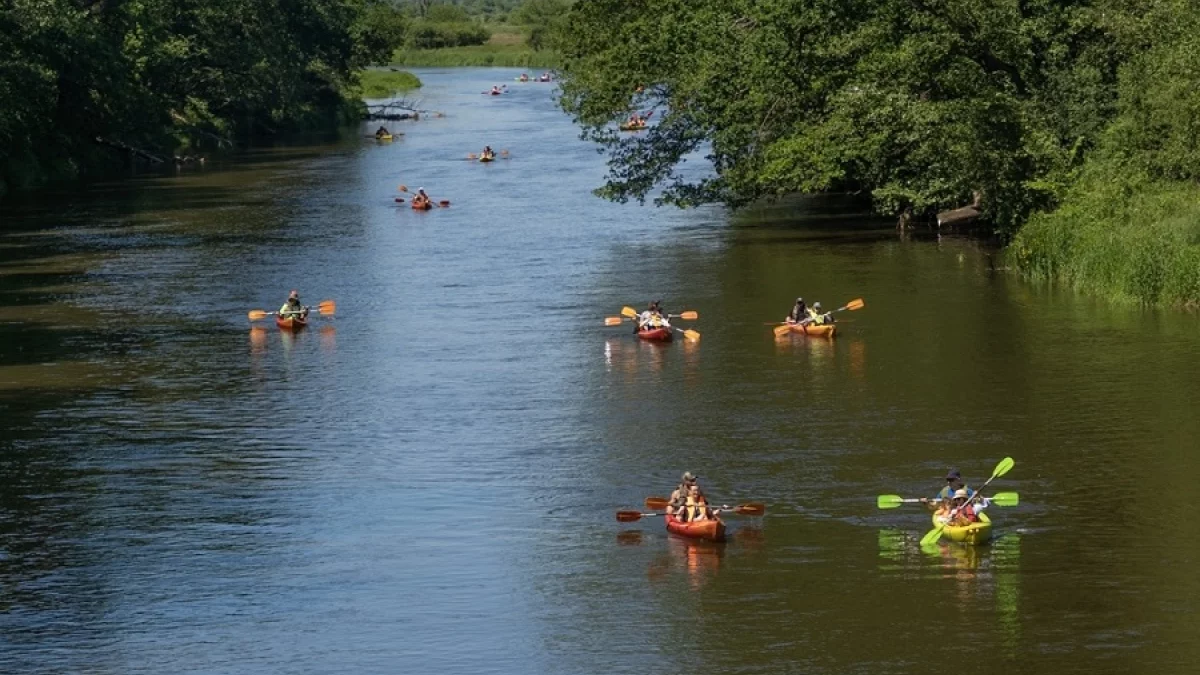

[787,322,835,337]
[637,327,672,341]
[411,201,432,210]
[276,315,308,330]
[665,514,726,542]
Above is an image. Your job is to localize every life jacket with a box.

[686,495,709,522]
[807,308,825,325]
[790,303,807,322]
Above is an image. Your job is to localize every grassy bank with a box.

[392,27,559,68]
[358,70,422,98]
[1010,173,1200,308]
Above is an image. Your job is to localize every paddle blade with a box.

[616,510,647,522]
[317,300,336,316]
[733,502,765,516]
[621,306,638,319]
[677,311,698,320]
[468,154,477,159]
[247,310,269,321]
[644,497,670,510]
[438,200,450,207]
[398,184,408,192]
[683,329,700,342]
[920,524,946,546]
[773,324,792,337]
[991,457,1015,480]
[605,317,624,326]
[991,492,1019,507]
[845,298,865,311]
[876,495,905,509]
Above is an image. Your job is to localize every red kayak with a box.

[276,315,308,330]
[411,201,433,210]
[636,327,673,341]
[665,514,726,542]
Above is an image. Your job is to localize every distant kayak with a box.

[619,122,647,132]
[786,322,835,337]
[376,134,393,142]
[933,512,992,545]
[637,327,672,341]
[665,514,726,542]
[412,201,433,211]
[276,315,308,331]
[479,155,495,163]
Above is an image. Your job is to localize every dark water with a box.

[2,68,1199,674]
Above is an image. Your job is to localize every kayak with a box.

[490,91,502,96]
[637,327,673,341]
[276,315,308,331]
[376,134,393,141]
[786,322,836,337]
[932,511,992,545]
[479,155,495,162]
[412,201,433,211]
[619,123,647,131]
[665,514,726,542]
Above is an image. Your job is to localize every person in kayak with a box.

[411,188,431,209]
[920,469,976,508]
[279,291,309,320]
[785,297,808,323]
[682,484,719,522]
[490,85,503,95]
[667,471,699,516]
[375,126,390,138]
[806,301,832,325]
[937,489,979,524]
[637,301,667,332]
[519,73,529,82]
[481,146,495,160]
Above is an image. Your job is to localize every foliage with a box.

[392,43,559,67]
[406,20,490,49]
[359,70,423,98]
[555,0,1134,233]
[512,0,571,51]
[0,0,407,196]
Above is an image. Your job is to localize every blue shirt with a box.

[936,485,975,500]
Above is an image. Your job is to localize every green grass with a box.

[358,69,423,98]
[1009,171,1200,308]
[392,28,560,68]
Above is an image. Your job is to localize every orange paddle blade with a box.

[247,310,269,321]
[397,184,408,192]
[621,306,638,318]
[773,324,792,337]
[677,311,698,320]
[846,298,865,311]
[644,497,670,510]
[605,317,624,326]
[501,149,510,156]
[468,154,477,159]
[734,502,766,516]
[683,329,701,342]
[616,511,647,522]
[438,200,450,207]
[317,300,336,315]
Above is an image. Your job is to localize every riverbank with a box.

[392,28,559,68]
[359,70,423,98]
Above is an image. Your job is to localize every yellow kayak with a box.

[376,134,393,142]
[787,322,835,337]
[932,511,992,545]
[619,123,647,131]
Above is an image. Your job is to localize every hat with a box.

[681,471,696,483]
[796,297,804,303]
[813,301,822,308]
[288,290,299,299]
[945,469,962,481]
[953,488,969,499]
[418,187,425,192]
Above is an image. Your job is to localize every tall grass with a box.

[391,26,560,68]
[358,70,422,98]
[1009,171,1200,307]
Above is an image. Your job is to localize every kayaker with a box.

[519,73,529,82]
[375,126,390,138]
[279,291,308,319]
[637,301,666,332]
[786,297,808,323]
[683,485,719,522]
[482,145,495,160]
[949,489,979,524]
[667,471,699,515]
[491,85,503,95]
[412,188,431,208]
[806,301,831,325]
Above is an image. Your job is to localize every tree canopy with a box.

[556,0,1193,234]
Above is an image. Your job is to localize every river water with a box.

[2,68,1199,674]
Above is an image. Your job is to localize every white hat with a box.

[953,489,969,499]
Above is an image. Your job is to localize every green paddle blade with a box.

[877,495,905,509]
[991,457,1015,479]
[990,492,1019,507]
[920,523,946,546]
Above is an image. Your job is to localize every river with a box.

[2,67,1199,674]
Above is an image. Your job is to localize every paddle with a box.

[618,503,765,522]
[606,311,696,326]
[773,298,865,337]
[468,149,510,160]
[877,492,1019,509]
[920,457,1015,546]
[247,300,336,322]
[672,326,701,342]
[397,185,451,207]
[644,497,765,515]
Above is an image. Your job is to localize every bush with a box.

[407,21,490,49]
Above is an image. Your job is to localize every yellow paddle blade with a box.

[846,298,865,311]
[920,523,947,546]
[773,324,792,337]
[621,306,638,318]
[677,311,698,320]
[247,310,269,321]
[605,317,624,326]
[683,329,701,342]
[468,154,477,159]
[644,497,670,510]
[317,300,336,315]
[397,184,408,192]
[733,502,765,516]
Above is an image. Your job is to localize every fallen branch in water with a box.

[94,136,166,164]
